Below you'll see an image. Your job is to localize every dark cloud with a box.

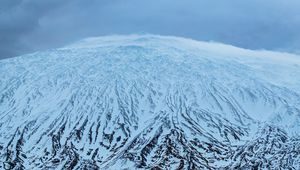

[0,0,300,59]
[0,0,71,58]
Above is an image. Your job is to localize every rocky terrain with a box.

[0,35,300,169]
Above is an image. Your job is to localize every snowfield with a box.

[0,35,300,169]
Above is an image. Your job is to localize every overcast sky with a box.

[0,0,300,59]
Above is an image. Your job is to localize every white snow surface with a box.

[0,34,300,169]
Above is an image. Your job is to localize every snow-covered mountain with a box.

[1,35,300,169]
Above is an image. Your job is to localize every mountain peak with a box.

[0,35,300,169]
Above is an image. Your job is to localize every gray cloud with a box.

[1,0,300,59]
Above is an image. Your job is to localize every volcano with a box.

[0,35,300,169]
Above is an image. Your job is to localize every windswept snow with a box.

[0,35,300,169]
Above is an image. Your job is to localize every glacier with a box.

[0,35,300,169]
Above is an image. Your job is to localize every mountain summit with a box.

[1,35,300,169]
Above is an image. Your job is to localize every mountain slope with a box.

[0,35,300,169]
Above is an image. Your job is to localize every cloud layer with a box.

[1,0,300,59]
